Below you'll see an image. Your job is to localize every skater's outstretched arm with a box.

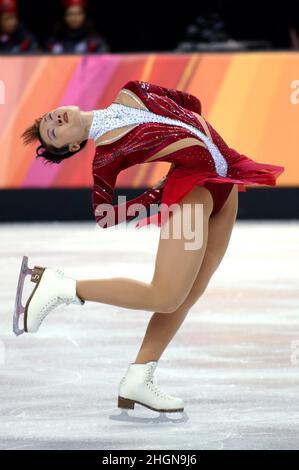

[93,155,165,228]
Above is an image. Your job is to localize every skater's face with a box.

[39,105,83,152]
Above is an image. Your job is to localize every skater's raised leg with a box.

[16,185,212,334]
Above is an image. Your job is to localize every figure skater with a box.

[14,80,284,413]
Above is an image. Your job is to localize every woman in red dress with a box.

[17,80,284,413]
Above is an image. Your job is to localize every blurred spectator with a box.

[46,0,109,54]
[289,26,299,48]
[175,10,272,52]
[0,0,40,53]
[175,11,232,51]
[187,12,230,44]
[289,12,299,49]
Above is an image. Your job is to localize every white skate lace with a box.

[35,268,72,327]
[146,368,176,400]
[37,295,72,327]
[54,268,65,277]
[119,363,179,401]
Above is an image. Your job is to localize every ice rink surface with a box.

[0,220,298,450]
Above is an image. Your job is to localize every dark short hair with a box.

[21,116,87,165]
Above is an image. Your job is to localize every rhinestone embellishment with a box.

[88,103,228,177]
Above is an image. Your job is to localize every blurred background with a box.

[1,0,299,53]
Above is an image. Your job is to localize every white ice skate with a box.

[118,361,184,413]
[13,255,85,335]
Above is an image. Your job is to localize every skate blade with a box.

[23,265,46,333]
[13,255,33,336]
[118,395,184,413]
[13,256,45,336]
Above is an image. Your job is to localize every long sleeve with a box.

[92,156,164,229]
[124,80,202,115]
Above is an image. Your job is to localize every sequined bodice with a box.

[88,103,228,177]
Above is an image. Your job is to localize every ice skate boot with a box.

[13,255,84,335]
[118,361,184,413]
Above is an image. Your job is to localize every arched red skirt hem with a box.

[135,158,285,229]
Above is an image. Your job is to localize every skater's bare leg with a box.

[76,186,213,314]
[134,184,238,363]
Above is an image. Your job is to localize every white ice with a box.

[0,220,298,450]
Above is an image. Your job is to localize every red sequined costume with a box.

[92,80,285,229]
